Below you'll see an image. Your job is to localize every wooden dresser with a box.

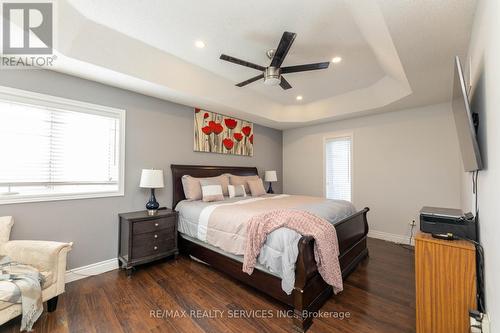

[118,209,178,275]
[415,232,476,333]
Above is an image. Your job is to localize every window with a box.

[325,134,352,202]
[0,87,125,204]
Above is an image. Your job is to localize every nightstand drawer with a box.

[132,229,175,246]
[133,216,176,234]
[131,237,176,259]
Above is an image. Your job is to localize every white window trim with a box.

[0,85,126,205]
[322,131,354,201]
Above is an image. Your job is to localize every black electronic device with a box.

[420,206,477,241]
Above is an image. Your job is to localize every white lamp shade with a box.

[265,170,277,182]
[140,169,164,188]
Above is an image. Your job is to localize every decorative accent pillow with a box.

[229,174,259,194]
[247,178,266,197]
[182,174,230,200]
[228,184,247,198]
[0,216,14,245]
[200,181,224,202]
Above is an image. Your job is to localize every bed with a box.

[171,165,369,332]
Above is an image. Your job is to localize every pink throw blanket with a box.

[242,209,343,294]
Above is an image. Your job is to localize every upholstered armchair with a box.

[0,216,72,326]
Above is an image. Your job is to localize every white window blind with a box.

[0,88,125,203]
[325,135,352,202]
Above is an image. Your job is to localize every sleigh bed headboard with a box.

[170,164,258,208]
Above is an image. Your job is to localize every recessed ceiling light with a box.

[195,40,206,48]
[296,95,303,101]
[331,56,342,63]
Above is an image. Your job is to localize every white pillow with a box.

[201,184,224,202]
[182,174,230,200]
[228,184,247,198]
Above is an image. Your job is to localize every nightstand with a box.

[118,209,178,275]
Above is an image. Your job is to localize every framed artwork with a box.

[194,108,253,156]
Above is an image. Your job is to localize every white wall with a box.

[462,0,500,328]
[283,103,462,241]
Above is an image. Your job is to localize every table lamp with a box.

[264,170,277,194]
[140,169,164,215]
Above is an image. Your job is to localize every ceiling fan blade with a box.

[220,54,265,71]
[236,73,264,87]
[279,77,292,90]
[270,31,297,68]
[281,62,330,74]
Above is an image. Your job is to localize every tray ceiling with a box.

[18,0,476,129]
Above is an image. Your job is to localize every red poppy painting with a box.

[194,108,253,156]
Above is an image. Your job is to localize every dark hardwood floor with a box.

[1,238,415,333]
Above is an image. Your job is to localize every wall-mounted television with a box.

[451,56,483,172]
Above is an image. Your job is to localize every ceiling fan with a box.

[220,31,330,90]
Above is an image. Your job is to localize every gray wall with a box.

[0,69,283,269]
[461,0,500,327]
[283,103,462,238]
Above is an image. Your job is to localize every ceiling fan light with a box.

[264,76,281,86]
[264,67,281,86]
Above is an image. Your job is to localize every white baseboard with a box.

[369,229,414,246]
[65,258,118,283]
